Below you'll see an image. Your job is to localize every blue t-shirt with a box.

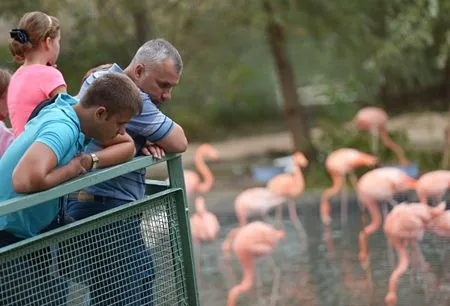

[0,94,85,238]
[76,63,174,201]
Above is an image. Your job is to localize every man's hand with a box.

[141,141,165,159]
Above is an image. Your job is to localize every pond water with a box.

[195,196,450,306]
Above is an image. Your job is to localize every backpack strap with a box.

[27,94,59,122]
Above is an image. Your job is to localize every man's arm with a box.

[12,143,89,193]
[154,123,188,153]
[94,132,136,168]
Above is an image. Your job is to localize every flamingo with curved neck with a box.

[354,107,410,165]
[266,152,308,238]
[227,221,285,306]
[320,148,377,226]
[357,167,417,267]
[184,144,220,198]
[384,202,445,305]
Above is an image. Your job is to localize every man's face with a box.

[135,59,181,105]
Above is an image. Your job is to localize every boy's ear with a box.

[94,106,108,120]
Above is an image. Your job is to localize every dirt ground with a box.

[147,111,449,180]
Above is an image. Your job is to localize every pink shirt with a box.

[7,64,66,136]
[0,121,14,158]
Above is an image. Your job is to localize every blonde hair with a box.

[9,11,60,64]
[0,69,11,97]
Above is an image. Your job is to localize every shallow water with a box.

[195,198,450,306]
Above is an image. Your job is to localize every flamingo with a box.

[226,221,285,306]
[266,152,308,238]
[234,187,286,227]
[357,167,417,266]
[383,202,445,306]
[415,170,450,205]
[189,196,220,286]
[320,148,377,226]
[183,144,220,199]
[354,106,410,165]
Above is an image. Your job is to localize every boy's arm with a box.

[12,142,90,193]
[94,132,136,168]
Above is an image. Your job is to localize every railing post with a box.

[167,154,199,305]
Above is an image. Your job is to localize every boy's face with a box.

[91,108,134,143]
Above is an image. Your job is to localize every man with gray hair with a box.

[65,38,188,305]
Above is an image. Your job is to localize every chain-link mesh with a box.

[0,191,189,306]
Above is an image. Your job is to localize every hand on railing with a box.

[141,141,165,160]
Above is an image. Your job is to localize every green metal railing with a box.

[0,154,199,306]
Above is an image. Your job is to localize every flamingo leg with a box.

[385,239,410,306]
[340,175,348,226]
[275,205,283,229]
[370,128,379,156]
[218,256,237,287]
[194,242,203,289]
[267,255,280,306]
[287,199,308,244]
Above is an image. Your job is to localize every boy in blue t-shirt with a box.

[0,72,142,305]
[0,72,142,244]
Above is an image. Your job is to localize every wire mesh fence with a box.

[0,190,191,306]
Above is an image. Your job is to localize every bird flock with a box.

[184,107,450,306]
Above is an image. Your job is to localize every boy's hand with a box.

[70,153,93,175]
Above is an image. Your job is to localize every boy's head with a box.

[0,69,11,121]
[77,72,142,142]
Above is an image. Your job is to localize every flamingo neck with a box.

[291,163,305,195]
[195,150,214,193]
[386,240,409,304]
[226,255,254,306]
[379,127,409,165]
[195,200,207,214]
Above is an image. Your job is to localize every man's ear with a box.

[135,64,145,79]
[94,106,108,120]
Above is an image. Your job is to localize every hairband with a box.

[46,15,52,28]
[10,29,29,44]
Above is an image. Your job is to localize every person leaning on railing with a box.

[0,73,143,305]
[64,38,188,305]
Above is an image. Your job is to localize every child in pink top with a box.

[8,11,66,136]
[0,68,14,158]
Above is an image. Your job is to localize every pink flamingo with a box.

[226,221,285,306]
[383,202,445,306]
[266,152,308,237]
[320,148,378,226]
[234,187,286,227]
[354,107,410,165]
[189,196,220,286]
[357,167,417,266]
[183,143,220,199]
[415,170,450,205]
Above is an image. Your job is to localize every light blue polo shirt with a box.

[75,63,174,201]
[0,94,85,238]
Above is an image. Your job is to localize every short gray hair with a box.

[130,38,183,74]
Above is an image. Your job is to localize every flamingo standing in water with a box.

[226,221,285,306]
[354,107,410,165]
[183,144,220,199]
[415,170,450,205]
[266,152,308,238]
[190,196,220,286]
[383,202,445,306]
[320,148,378,226]
[357,167,417,266]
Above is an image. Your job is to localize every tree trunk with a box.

[262,0,316,158]
[129,2,152,48]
